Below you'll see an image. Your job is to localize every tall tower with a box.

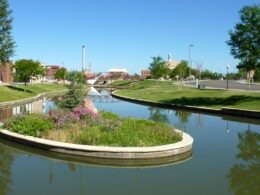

[168,53,172,62]
[82,45,86,71]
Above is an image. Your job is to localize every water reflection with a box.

[148,107,169,123]
[0,143,14,195]
[0,98,57,122]
[227,128,260,195]
[175,110,191,124]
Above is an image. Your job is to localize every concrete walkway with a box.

[185,80,260,92]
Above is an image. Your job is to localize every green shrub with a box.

[4,114,53,137]
[73,126,101,145]
[4,111,182,147]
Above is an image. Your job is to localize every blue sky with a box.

[9,0,259,74]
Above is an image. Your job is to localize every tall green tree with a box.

[14,59,45,86]
[54,68,67,81]
[227,5,260,85]
[171,60,189,80]
[66,70,84,84]
[148,56,169,79]
[0,0,15,64]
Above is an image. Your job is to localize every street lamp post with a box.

[226,65,230,90]
[189,44,194,78]
[82,45,86,72]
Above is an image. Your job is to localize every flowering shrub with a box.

[48,105,98,127]
[73,105,98,120]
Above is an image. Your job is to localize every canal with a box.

[0,88,259,195]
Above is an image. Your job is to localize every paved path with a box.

[185,80,260,92]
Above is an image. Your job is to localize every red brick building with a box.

[0,62,13,83]
[45,65,65,80]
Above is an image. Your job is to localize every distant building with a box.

[45,65,65,80]
[108,68,128,80]
[0,61,14,83]
[165,54,179,70]
[141,70,151,79]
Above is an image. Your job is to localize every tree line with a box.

[148,56,224,80]
[0,0,259,83]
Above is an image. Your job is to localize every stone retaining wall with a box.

[0,129,193,159]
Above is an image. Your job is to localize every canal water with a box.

[0,88,259,195]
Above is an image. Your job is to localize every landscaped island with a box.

[2,105,182,147]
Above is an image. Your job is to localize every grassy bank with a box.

[0,84,68,103]
[109,80,137,87]
[114,80,260,111]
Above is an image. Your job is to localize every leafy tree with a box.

[148,56,169,79]
[170,60,189,80]
[200,69,223,80]
[14,59,45,86]
[57,80,85,109]
[54,68,67,81]
[227,5,260,87]
[254,67,260,81]
[0,0,15,65]
[66,70,84,84]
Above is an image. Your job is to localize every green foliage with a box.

[3,114,53,137]
[254,68,260,81]
[71,112,182,147]
[54,68,67,80]
[227,69,247,80]
[66,71,84,84]
[0,0,15,64]
[148,56,170,79]
[170,60,189,79]
[200,69,223,80]
[4,110,182,147]
[57,82,85,109]
[227,5,260,71]
[14,59,46,85]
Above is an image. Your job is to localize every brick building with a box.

[0,62,13,83]
[45,65,65,80]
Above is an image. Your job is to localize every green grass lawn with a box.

[109,80,138,87]
[114,80,260,111]
[0,84,68,103]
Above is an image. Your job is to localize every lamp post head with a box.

[189,44,194,47]
[226,65,230,70]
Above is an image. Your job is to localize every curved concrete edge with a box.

[0,90,67,108]
[112,91,260,119]
[0,128,193,159]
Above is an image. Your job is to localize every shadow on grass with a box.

[160,95,260,107]
[5,85,34,93]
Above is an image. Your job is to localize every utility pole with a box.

[189,44,194,77]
